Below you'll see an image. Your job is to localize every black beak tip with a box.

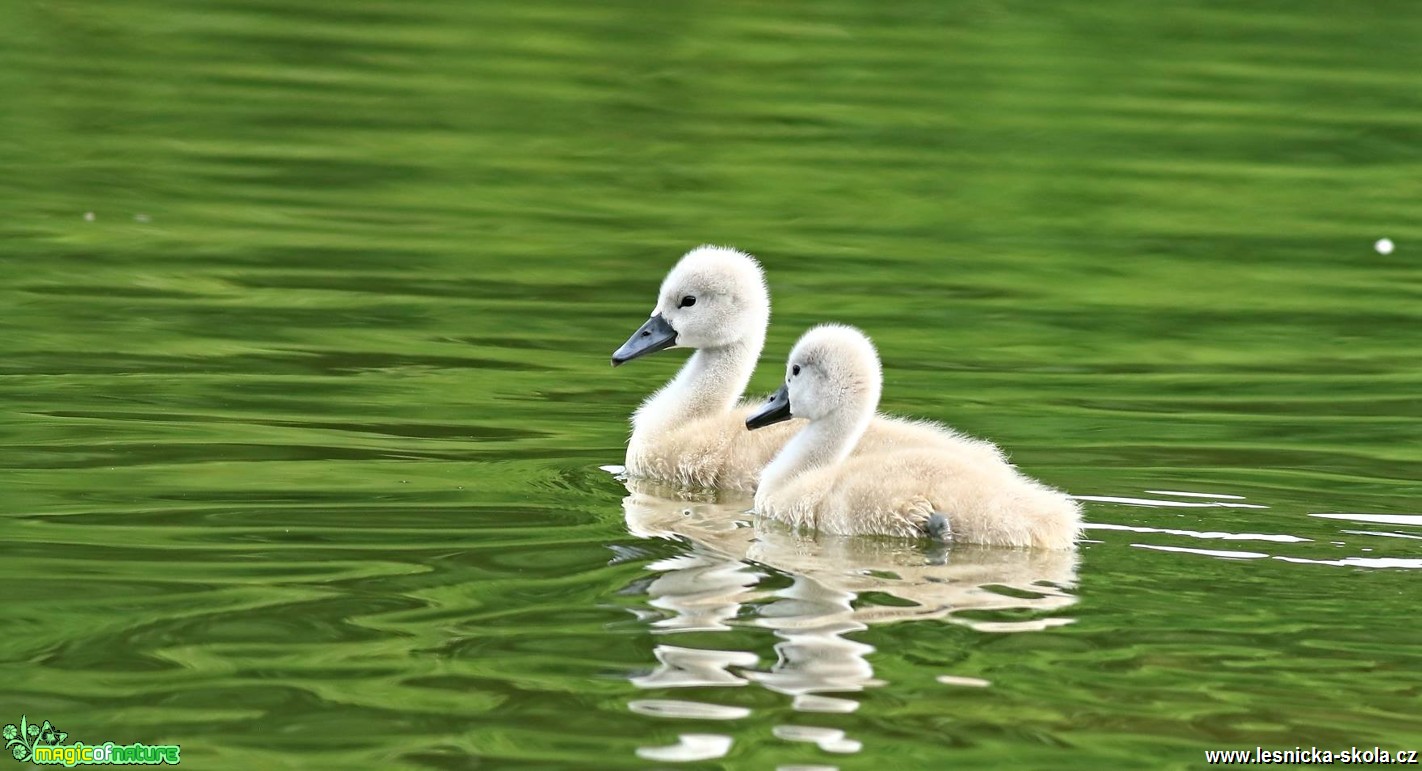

[611,314,677,369]
[745,386,792,431]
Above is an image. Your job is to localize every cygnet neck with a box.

[634,335,762,436]
[756,402,873,501]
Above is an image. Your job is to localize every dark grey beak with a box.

[612,313,677,366]
[746,384,792,430]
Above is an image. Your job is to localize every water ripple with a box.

[1133,544,1271,559]
[1311,512,1422,527]
[773,725,863,754]
[635,733,734,762]
[628,699,752,720]
[1087,522,1309,543]
[1076,494,1268,509]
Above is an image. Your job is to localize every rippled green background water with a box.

[2,0,1419,768]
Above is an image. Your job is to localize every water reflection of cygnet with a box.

[621,482,1080,760]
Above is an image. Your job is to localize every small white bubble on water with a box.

[1375,237,1394,255]
[937,674,992,688]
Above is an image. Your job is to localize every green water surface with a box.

[2,1,1419,768]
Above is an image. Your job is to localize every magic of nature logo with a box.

[5,716,180,766]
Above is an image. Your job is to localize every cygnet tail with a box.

[1010,480,1083,550]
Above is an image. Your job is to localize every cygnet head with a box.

[612,245,770,365]
[746,324,883,429]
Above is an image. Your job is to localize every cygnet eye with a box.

[678,295,696,308]
[792,365,801,376]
